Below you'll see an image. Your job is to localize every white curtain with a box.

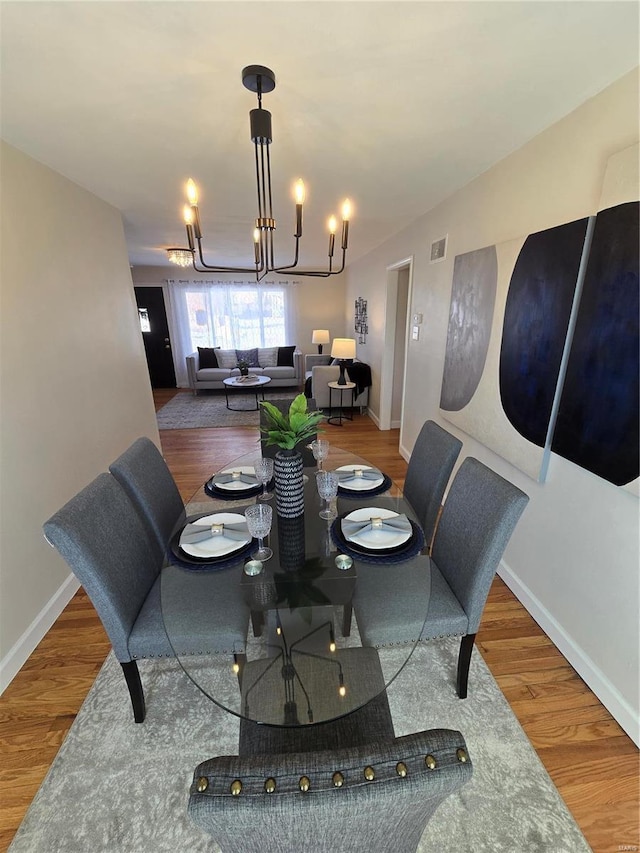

[167,279,294,386]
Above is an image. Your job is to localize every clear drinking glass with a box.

[245,503,273,561]
[254,457,274,501]
[310,439,330,472]
[317,470,339,520]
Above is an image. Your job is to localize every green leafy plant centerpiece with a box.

[259,394,324,450]
[259,394,324,519]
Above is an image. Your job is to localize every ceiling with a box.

[1,2,638,271]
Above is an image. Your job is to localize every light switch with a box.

[412,326,420,341]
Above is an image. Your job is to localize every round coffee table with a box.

[223,375,272,410]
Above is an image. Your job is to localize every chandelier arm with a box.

[192,237,265,274]
[274,248,346,277]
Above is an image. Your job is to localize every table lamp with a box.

[312,329,330,354]
[330,338,356,385]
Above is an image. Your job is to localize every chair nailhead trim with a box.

[425,754,437,770]
[396,762,408,777]
[196,776,208,793]
[230,779,243,796]
[363,765,375,781]
[456,748,468,763]
[299,776,310,792]
[264,777,276,793]
[332,771,344,788]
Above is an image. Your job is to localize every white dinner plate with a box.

[336,464,384,491]
[179,513,250,558]
[211,466,258,491]
[342,507,412,550]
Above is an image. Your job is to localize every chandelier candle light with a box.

[169,65,353,280]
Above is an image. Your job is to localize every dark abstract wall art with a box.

[440,245,497,411]
[552,201,639,487]
[499,218,590,449]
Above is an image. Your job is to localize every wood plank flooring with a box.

[0,390,637,852]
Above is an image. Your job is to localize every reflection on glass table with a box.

[160,447,430,727]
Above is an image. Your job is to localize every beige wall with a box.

[0,142,159,687]
[345,70,640,741]
[131,266,348,382]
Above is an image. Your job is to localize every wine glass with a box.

[310,438,330,472]
[317,470,339,520]
[254,456,274,501]
[245,504,273,561]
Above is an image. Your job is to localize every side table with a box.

[327,381,356,426]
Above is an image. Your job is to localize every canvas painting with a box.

[552,144,639,496]
[440,219,590,481]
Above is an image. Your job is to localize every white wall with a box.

[0,142,160,690]
[131,266,348,385]
[345,70,640,742]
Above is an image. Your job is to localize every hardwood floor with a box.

[0,392,637,852]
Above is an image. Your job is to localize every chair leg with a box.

[121,661,146,723]
[456,634,476,699]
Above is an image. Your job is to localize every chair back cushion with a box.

[432,457,529,632]
[188,729,472,853]
[403,421,462,546]
[109,437,184,560]
[43,473,161,661]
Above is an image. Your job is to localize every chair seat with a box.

[421,562,469,639]
[354,556,467,648]
[239,647,395,755]
[128,567,250,659]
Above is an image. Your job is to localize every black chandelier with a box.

[168,65,352,281]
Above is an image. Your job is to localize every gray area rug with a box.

[156,390,299,430]
[9,637,591,852]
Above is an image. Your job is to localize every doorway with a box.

[379,257,413,433]
[134,286,177,388]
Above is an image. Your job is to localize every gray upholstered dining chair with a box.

[403,420,463,551]
[355,457,529,699]
[109,436,185,558]
[188,728,472,853]
[43,473,249,723]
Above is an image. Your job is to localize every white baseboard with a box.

[367,408,381,428]
[499,560,639,746]
[390,419,401,429]
[399,441,410,462]
[0,574,80,694]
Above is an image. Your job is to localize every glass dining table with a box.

[160,445,431,728]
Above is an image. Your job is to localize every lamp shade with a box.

[331,338,356,360]
[312,329,330,345]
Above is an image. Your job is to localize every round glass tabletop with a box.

[160,446,430,727]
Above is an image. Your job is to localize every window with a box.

[168,279,293,387]
[182,283,289,350]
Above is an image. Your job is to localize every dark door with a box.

[134,287,177,388]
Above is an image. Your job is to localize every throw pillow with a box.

[216,349,238,369]
[258,346,279,368]
[277,345,296,367]
[235,347,260,367]
[197,347,219,368]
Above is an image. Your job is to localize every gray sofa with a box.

[187,347,303,395]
